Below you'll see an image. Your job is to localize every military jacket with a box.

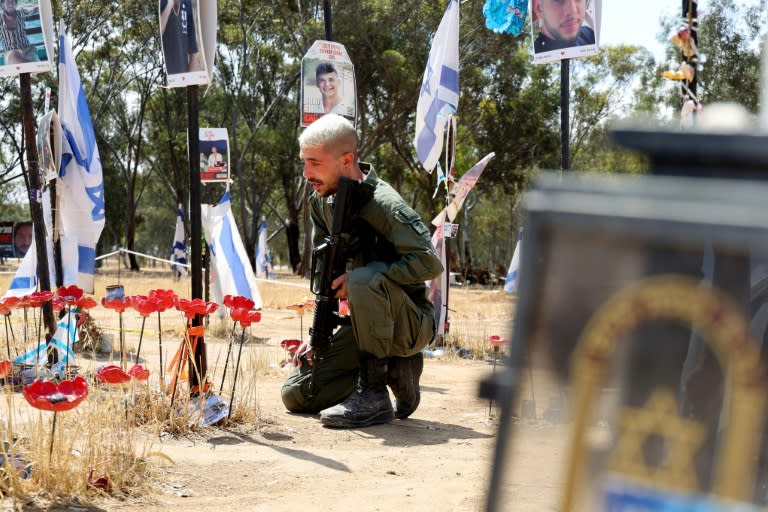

[309,164,443,315]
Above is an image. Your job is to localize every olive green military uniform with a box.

[281,165,443,413]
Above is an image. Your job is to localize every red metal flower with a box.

[0,298,15,315]
[174,298,218,319]
[51,296,66,313]
[280,339,301,353]
[101,296,128,314]
[148,289,177,313]
[0,360,11,378]
[15,296,31,309]
[75,296,98,310]
[27,291,53,308]
[127,364,150,381]
[226,295,255,311]
[231,308,260,328]
[22,376,88,412]
[129,295,159,317]
[56,285,84,305]
[488,335,509,349]
[95,365,131,385]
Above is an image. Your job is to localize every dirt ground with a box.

[0,274,569,511]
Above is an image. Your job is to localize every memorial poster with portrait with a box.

[300,40,357,128]
[531,0,600,64]
[159,0,213,87]
[0,0,54,77]
[199,127,229,183]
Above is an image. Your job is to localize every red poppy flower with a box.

[488,335,509,349]
[0,299,14,316]
[129,296,159,317]
[280,339,301,353]
[223,295,235,308]
[227,295,255,311]
[0,296,19,311]
[51,296,65,313]
[101,297,128,314]
[15,296,31,309]
[127,364,150,381]
[22,376,89,412]
[148,289,177,313]
[27,291,53,308]
[231,308,260,328]
[175,298,218,319]
[76,296,98,310]
[0,359,12,378]
[95,365,131,385]
[56,285,84,305]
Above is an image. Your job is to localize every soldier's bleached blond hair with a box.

[298,113,358,156]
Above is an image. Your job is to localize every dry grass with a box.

[0,264,514,506]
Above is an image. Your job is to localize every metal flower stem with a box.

[228,324,247,420]
[218,319,237,394]
[169,325,190,409]
[4,314,11,359]
[65,307,73,374]
[22,308,28,347]
[118,311,125,370]
[135,316,147,363]
[36,307,43,355]
[157,312,164,390]
[49,412,57,456]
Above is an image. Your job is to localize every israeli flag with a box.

[201,192,263,308]
[13,315,77,365]
[254,216,272,279]
[504,231,522,293]
[57,33,105,293]
[414,0,460,172]
[171,204,188,278]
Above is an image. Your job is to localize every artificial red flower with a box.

[56,285,84,305]
[227,295,255,311]
[76,296,98,310]
[95,365,131,385]
[0,299,14,316]
[175,298,218,319]
[15,296,31,309]
[127,364,150,381]
[280,339,301,353]
[101,297,128,314]
[0,296,19,311]
[27,291,53,308]
[148,289,177,312]
[0,359,12,378]
[232,309,260,328]
[129,295,159,317]
[51,296,65,313]
[22,376,88,412]
[488,335,509,349]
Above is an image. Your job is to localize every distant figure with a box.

[12,221,32,258]
[159,0,200,74]
[0,0,39,64]
[532,0,595,53]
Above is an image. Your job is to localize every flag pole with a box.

[19,73,57,361]
[560,58,570,171]
[188,83,207,395]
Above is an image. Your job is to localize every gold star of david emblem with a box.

[609,389,706,491]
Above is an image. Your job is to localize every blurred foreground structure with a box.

[482,122,768,511]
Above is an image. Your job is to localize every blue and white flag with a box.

[415,0,460,173]
[13,314,77,366]
[254,216,273,279]
[504,231,522,293]
[57,33,105,293]
[171,204,188,278]
[201,192,263,309]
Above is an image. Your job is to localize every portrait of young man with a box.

[532,0,598,62]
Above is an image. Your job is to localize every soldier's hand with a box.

[293,340,315,368]
[331,272,350,299]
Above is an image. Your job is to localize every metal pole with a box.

[560,59,570,172]
[188,84,206,394]
[19,73,57,361]
[682,0,698,105]
[323,1,333,41]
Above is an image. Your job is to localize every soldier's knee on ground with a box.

[280,380,312,413]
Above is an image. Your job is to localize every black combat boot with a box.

[320,358,394,428]
[387,352,423,419]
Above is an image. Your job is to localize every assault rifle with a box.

[307,176,372,388]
